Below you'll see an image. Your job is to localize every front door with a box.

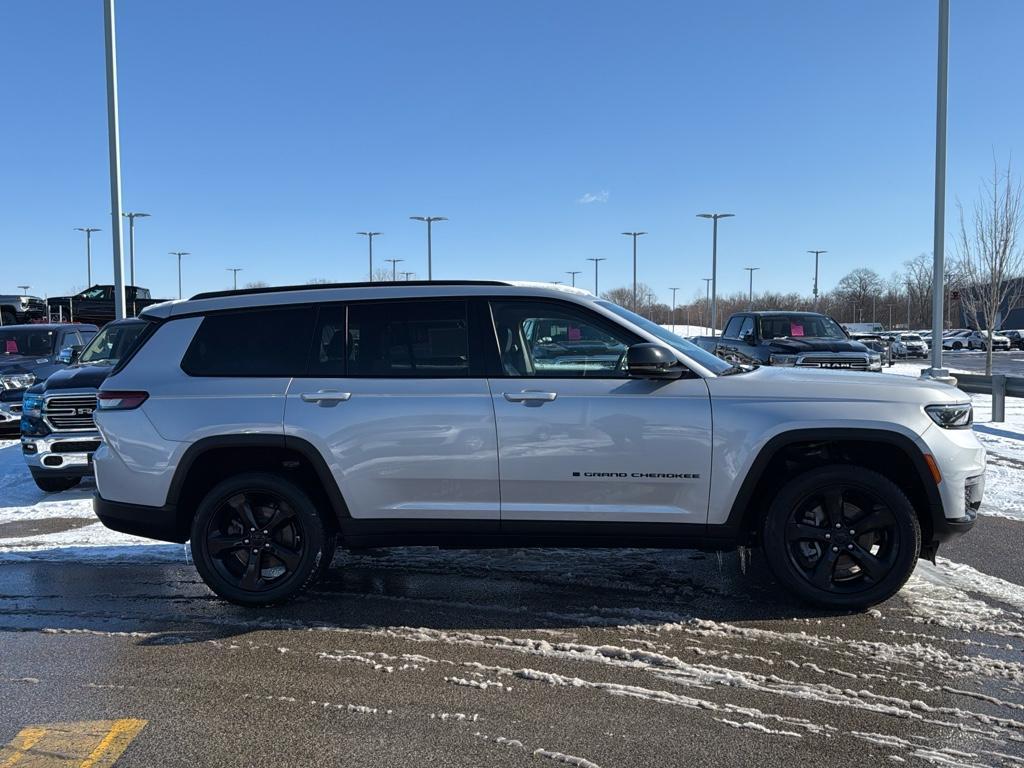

[284,299,500,522]
[487,299,712,525]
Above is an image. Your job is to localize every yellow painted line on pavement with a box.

[0,719,146,767]
[0,727,46,767]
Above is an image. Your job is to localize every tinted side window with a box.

[308,304,346,376]
[723,316,743,338]
[181,306,316,376]
[738,317,754,339]
[347,300,469,377]
[490,300,636,378]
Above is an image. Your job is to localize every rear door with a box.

[284,299,500,522]
[487,298,713,527]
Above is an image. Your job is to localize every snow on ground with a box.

[660,324,713,337]
[885,363,1024,520]
[0,439,186,562]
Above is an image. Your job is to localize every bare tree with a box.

[955,160,1024,374]
[306,278,333,285]
[243,280,269,289]
[600,283,659,316]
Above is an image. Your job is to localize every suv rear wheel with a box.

[761,465,921,609]
[190,472,329,607]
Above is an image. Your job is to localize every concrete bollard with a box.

[992,374,1006,423]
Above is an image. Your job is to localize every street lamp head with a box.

[123,212,151,219]
[697,213,734,220]
[75,227,101,233]
[410,216,447,223]
[356,231,382,237]
[169,251,191,256]
[807,249,827,255]
[621,231,647,236]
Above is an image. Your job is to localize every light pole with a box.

[226,268,243,290]
[409,216,446,280]
[17,285,30,295]
[74,227,101,287]
[122,212,150,288]
[669,287,679,331]
[888,304,894,330]
[744,266,759,309]
[400,271,415,281]
[169,252,190,299]
[566,270,582,287]
[697,213,734,336]
[385,258,404,281]
[586,258,606,295]
[103,0,127,320]
[922,0,951,382]
[702,277,712,330]
[356,231,381,281]
[621,231,647,311]
[807,250,827,308]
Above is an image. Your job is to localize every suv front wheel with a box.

[762,465,921,609]
[190,473,330,607]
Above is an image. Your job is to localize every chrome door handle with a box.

[300,390,352,405]
[503,391,557,403]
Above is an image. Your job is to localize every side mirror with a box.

[58,345,82,364]
[626,343,683,379]
[739,331,755,345]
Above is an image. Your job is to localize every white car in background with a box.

[963,330,1011,352]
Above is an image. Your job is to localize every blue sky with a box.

[1,1,1022,306]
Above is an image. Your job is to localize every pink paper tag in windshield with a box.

[4,340,18,354]
[790,324,805,337]
[568,327,582,341]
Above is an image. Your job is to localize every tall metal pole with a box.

[622,232,647,311]
[586,258,605,296]
[410,216,446,280]
[744,267,759,309]
[923,0,951,381]
[122,212,149,315]
[103,0,127,321]
[669,287,679,330]
[698,214,733,336]
[385,258,404,281]
[75,228,101,287]
[566,270,581,287]
[357,232,381,281]
[227,268,242,290]
[169,252,190,299]
[808,250,827,308]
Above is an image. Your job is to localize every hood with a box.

[0,355,51,372]
[764,337,870,354]
[711,365,964,406]
[40,363,113,392]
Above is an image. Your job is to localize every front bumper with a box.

[22,433,102,477]
[0,400,23,425]
[93,494,188,543]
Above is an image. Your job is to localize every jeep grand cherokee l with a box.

[91,281,984,609]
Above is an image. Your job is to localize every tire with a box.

[761,465,921,609]
[190,472,329,607]
[952,342,962,350]
[32,475,82,493]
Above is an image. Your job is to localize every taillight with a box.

[97,391,149,410]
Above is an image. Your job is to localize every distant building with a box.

[954,276,1024,329]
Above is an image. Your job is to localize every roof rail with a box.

[190,280,511,302]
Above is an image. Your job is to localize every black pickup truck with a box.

[47,285,169,326]
[691,311,883,372]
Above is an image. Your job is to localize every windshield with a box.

[78,322,147,365]
[595,300,736,375]
[902,334,922,342]
[0,328,56,357]
[761,314,847,340]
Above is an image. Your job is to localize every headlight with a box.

[868,353,882,371]
[770,354,798,366]
[925,403,973,429]
[1,373,35,390]
[22,393,44,418]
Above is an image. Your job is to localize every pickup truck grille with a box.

[44,394,98,432]
[796,355,870,370]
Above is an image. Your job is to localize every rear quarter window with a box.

[181,306,316,377]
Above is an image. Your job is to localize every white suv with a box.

[92,281,984,609]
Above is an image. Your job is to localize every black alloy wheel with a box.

[191,473,328,606]
[762,465,920,609]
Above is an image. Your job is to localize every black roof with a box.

[738,310,831,317]
[191,280,510,302]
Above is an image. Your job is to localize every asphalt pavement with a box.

[1,516,1023,768]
